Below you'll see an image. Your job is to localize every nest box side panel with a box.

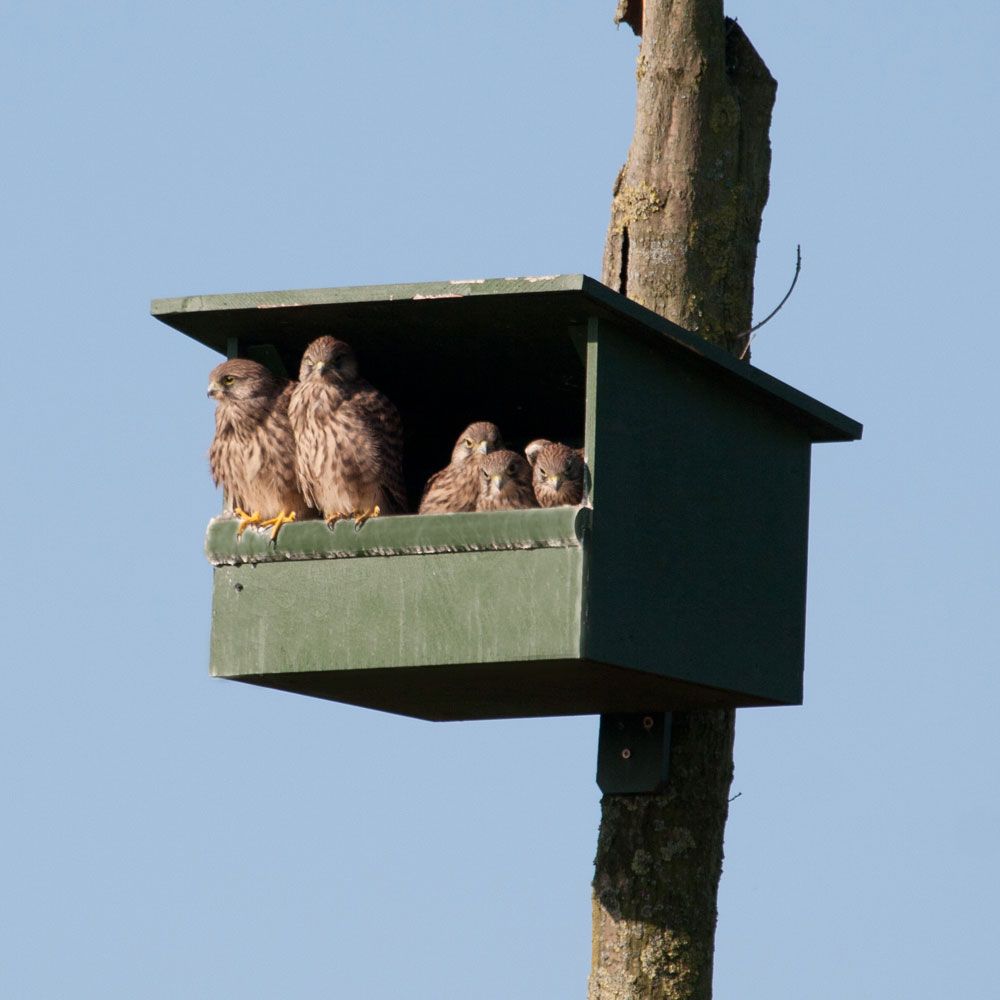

[584,322,811,705]
[208,546,585,716]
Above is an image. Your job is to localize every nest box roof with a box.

[152,273,862,444]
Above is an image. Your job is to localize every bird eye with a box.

[222,375,235,386]
[464,439,473,448]
[304,359,314,368]
[507,462,517,475]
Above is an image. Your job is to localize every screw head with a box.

[621,748,632,760]
[642,716,655,731]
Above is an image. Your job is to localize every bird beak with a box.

[312,361,326,374]
[476,440,489,454]
[207,381,221,399]
[547,474,562,489]
[490,473,504,492]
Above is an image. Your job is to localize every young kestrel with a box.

[207,358,313,539]
[288,336,407,525]
[475,450,539,511]
[524,439,585,507]
[418,421,503,514]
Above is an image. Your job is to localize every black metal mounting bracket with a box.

[596,712,672,794]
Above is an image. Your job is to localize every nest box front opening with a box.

[248,309,587,508]
[153,275,862,722]
[172,281,591,511]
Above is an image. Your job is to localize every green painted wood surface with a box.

[583,320,809,705]
[205,507,589,566]
[153,274,586,318]
[210,546,585,711]
[229,659,770,723]
[208,538,778,722]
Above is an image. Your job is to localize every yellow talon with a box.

[325,511,350,528]
[260,510,296,541]
[234,507,262,538]
[353,505,381,529]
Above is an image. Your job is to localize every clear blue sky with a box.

[3,2,997,997]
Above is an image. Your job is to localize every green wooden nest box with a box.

[153,275,861,722]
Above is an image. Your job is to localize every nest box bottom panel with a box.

[206,509,791,721]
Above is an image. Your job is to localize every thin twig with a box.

[737,245,802,359]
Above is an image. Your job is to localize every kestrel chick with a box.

[475,450,538,511]
[207,358,312,539]
[288,336,407,526]
[418,421,503,514]
[524,439,585,507]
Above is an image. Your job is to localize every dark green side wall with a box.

[583,320,810,704]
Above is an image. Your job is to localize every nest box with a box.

[153,275,861,725]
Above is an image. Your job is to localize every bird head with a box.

[525,440,584,504]
[480,450,529,498]
[207,358,281,402]
[298,336,359,385]
[452,421,503,464]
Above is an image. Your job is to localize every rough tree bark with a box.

[589,4,776,1000]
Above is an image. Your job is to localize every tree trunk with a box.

[589,4,776,999]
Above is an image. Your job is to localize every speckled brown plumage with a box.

[524,439,585,507]
[475,450,538,511]
[288,336,407,522]
[418,421,504,514]
[207,358,313,531]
